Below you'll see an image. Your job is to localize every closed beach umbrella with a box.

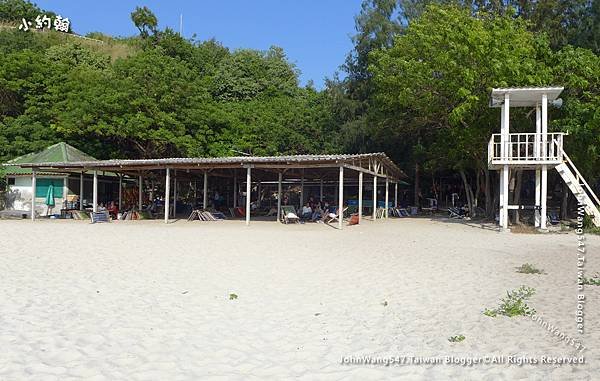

[45,183,55,207]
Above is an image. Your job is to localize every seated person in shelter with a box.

[301,203,312,220]
[311,202,323,222]
[107,201,119,219]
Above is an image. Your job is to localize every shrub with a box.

[582,273,600,286]
[515,263,545,274]
[448,334,465,342]
[484,286,536,317]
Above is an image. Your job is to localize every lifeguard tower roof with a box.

[490,86,564,107]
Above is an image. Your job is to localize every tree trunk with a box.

[561,182,569,220]
[485,169,493,218]
[459,169,474,216]
[512,170,523,224]
[414,162,420,207]
[431,173,439,201]
[474,169,481,208]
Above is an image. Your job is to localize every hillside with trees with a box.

[1,0,599,218]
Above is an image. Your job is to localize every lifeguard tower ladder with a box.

[488,87,600,230]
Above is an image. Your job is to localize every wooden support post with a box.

[93,170,98,213]
[541,166,548,229]
[257,181,261,208]
[319,178,323,202]
[246,167,251,226]
[118,174,122,210]
[173,172,177,217]
[233,171,237,208]
[358,171,363,224]
[385,177,389,219]
[540,93,548,230]
[31,169,36,221]
[535,170,541,227]
[501,165,509,229]
[277,172,283,222]
[372,176,377,220]
[300,175,304,209]
[203,171,208,210]
[394,182,398,208]
[138,175,143,211]
[164,168,170,223]
[534,102,541,227]
[499,93,510,229]
[194,180,197,207]
[338,166,344,230]
[79,171,84,211]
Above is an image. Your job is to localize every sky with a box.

[34,0,363,89]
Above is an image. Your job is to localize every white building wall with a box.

[7,175,68,215]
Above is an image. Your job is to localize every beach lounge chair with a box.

[281,205,300,224]
[448,207,463,219]
[324,207,348,224]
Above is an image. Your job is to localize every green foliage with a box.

[582,273,600,286]
[46,43,111,69]
[130,6,157,38]
[0,0,45,23]
[484,286,536,318]
[550,46,600,181]
[515,263,545,275]
[448,334,465,342]
[0,1,339,164]
[370,5,550,169]
[229,293,238,300]
[212,47,299,101]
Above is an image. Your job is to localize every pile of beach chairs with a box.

[188,209,226,221]
[388,207,410,217]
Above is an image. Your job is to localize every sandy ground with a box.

[0,217,598,380]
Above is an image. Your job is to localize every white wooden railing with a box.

[562,151,600,208]
[488,133,564,164]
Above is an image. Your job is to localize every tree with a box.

[369,5,552,215]
[211,46,299,101]
[130,6,158,38]
[0,0,44,22]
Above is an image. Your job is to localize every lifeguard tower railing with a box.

[488,132,564,169]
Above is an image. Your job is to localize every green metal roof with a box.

[4,142,97,176]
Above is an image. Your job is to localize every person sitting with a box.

[311,203,323,222]
[107,201,119,219]
[301,203,312,221]
[322,201,330,215]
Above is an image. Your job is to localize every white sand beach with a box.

[0,218,598,380]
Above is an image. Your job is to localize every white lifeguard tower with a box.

[488,87,600,230]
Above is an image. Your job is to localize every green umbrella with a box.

[45,183,55,207]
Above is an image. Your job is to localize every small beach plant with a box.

[582,273,600,286]
[448,335,465,342]
[229,293,238,300]
[484,286,536,317]
[516,263,545,274]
